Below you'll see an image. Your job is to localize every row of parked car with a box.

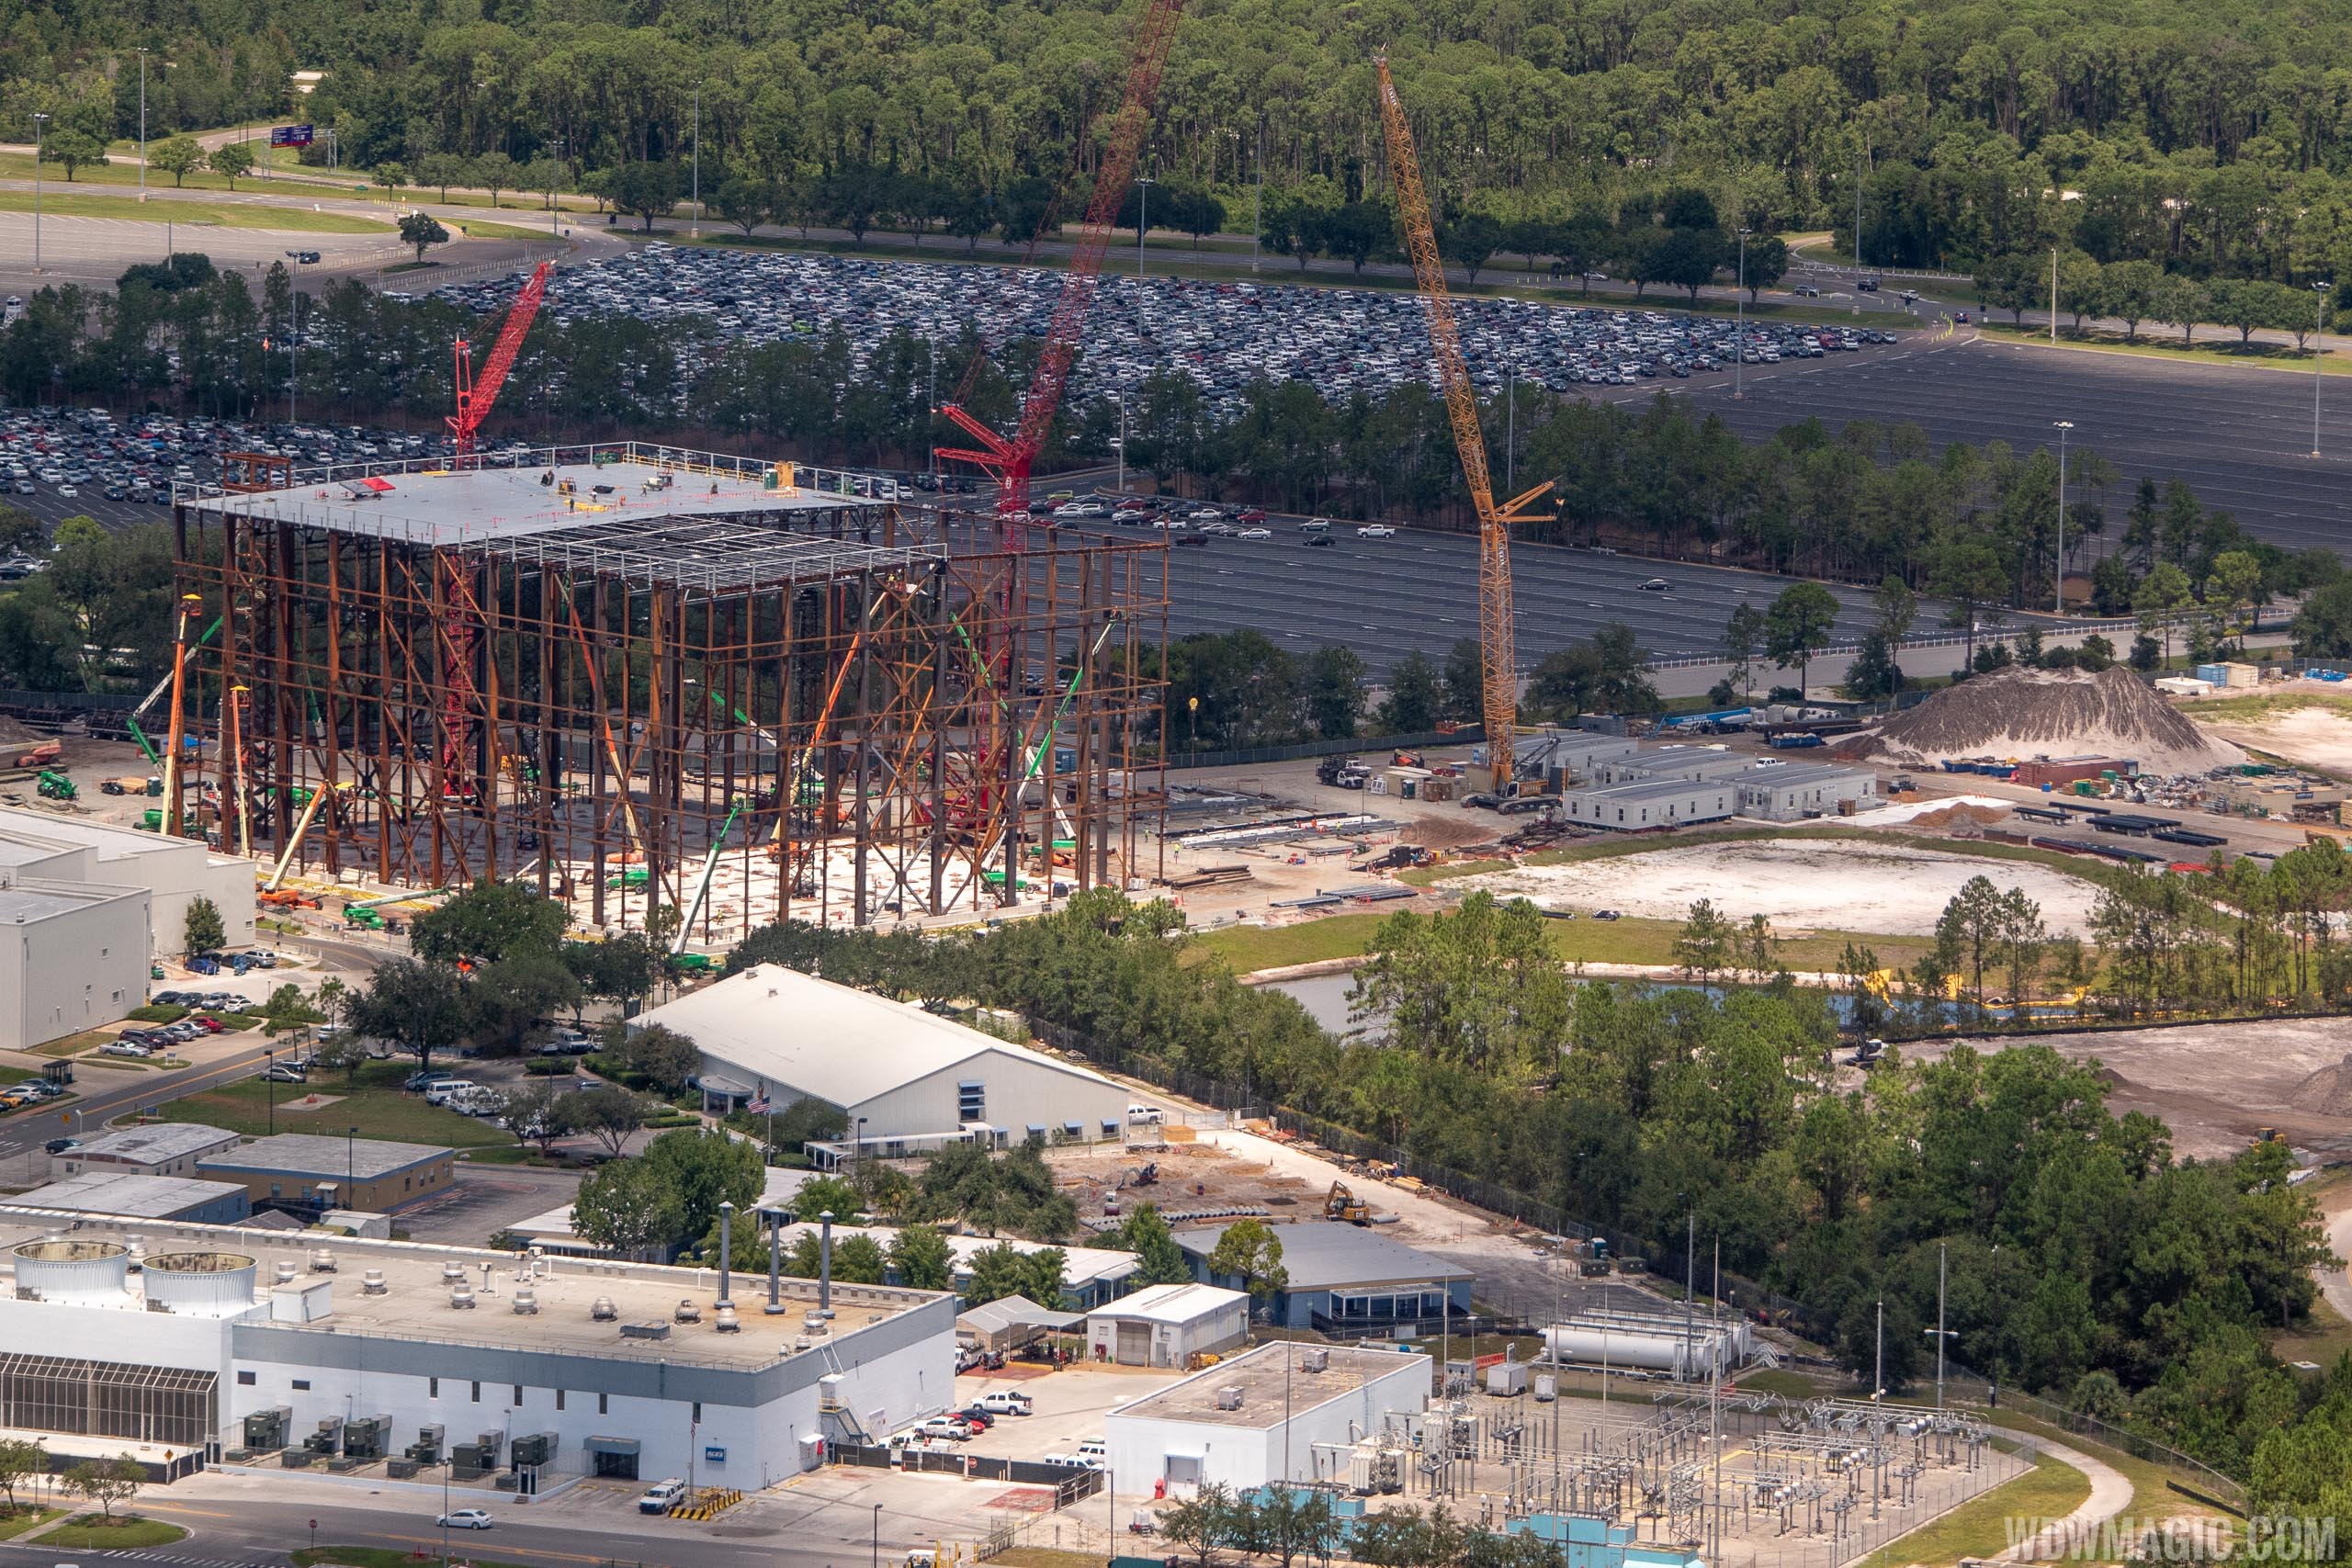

[0,1077,66,1112]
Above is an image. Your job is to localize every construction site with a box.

[164,446,1167,939]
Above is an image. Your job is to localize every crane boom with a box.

[1374,53,1551,782]
[447,260,553,457]
[933,0,1185,526]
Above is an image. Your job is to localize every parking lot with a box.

[433,246,1908,421]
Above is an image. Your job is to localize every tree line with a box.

[718,889,2340,1503]
[26,0,2352,288]
[1976,250,2344,344]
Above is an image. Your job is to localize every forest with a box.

[716,891,2347,1515]
[16,0,2352,286]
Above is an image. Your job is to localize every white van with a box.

[423,1078,479,1106]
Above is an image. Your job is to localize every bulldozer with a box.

[1325,1181,1371,1225]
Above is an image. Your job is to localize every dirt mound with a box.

[0,715,40,745]
[1860,665,2245,774]
[1903,803,2009,832]
[1402,816,1494,849]
[2290,1055,2352,1116]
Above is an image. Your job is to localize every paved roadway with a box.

[0,210,411,290]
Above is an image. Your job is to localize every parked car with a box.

[438,1509,494,1530]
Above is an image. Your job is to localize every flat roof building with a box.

[1735,762,1880,822]
[56,1122,243,1180]
[1086,1282,1249,1368]
[633,964,1129,1154]
[0,1204,955,1489]
[1171,1223,1472,1332]
[12,1173,252,1225]
[1589,746,1756,786]
[0,804,255,956]
[0,875,150,1052]
[197,1134,456,1214]
[1104,1340,1430,1494]
[1556,778,1737,832]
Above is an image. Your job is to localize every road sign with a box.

[271,125,315,148]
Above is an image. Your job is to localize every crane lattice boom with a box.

[447,260,553,457]
[1374,53,1550,780]
[933,0,1186,532]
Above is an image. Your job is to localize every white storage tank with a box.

[142,1250,259,1314]
[11,1238,130,1303]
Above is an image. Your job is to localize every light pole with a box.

[2052,420,2074,615]
[548,135,566,239]
[2313,281,2331,458]
[138,50,151,204]
[31,113,48,275]
[690,81,703,237]
[1135,175,1155,280]
[266,1048,277,1134]
[870,1501,882,1568]
[1872,1298,1884,1403]
[1735,229,1751,399]
[1116,388,1126,496]
[1923,1242,1957,1409]
[285,252,310,425]
[346,1122,358,1198]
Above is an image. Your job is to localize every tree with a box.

[888,1224,954,1291]
[1928,536,2008,669]
[2134,561,2194,664]
[149,135,206,188]
[2153,274,2209,347]
[313,1030,369,1089]
[1739,234,1790,302]
[1842,631,1904,701]
[182,895,225,957]
[0,1437,42,1513]
[494,1081,573,1154]
[41,129,107,182]
[639,1125,763,1243]
[833,1234,888,1284]
[613,1022,699,1091]
[412,879,569,965]
[399,212,450,264]
[1720,603,1765,704]
[570,1083,653,1157]
[63,1454,141,1521]
[790,1174,866,1223]
[571,1156,683,1256]
[2291,579,2352,659]
[1023,1246,1068,1307]
[1764,582,1841,694]
[471,151,517,208]
[1162,1482,1238,1568]
[346,957,469,1075]
[1440,210,1506,286]
[1113,1201,1193,1285]
[1205,1218,1288,1310]
[2098,260,2161,342]
[1672,898,1735,986]
[964,1240,1032,1305]
[255,982,325,1037]
[714,176,777,237]
[1304,645,1366,739]
[416,152,469,202]
[1376,649,1442,733]
[2209,278,2271,345]
[612,161,682,232]
[2204,549,2265,651]
[567,932,663,1017]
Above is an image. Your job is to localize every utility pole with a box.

[1682,1209,1695,1382]
[1116,389,1126,497]
[1873,1299,1884,1403]
[548,135,565,240]
[2052,420,2074,615]
[690,81,703,238]
[2314,281,2331,458]
[138,49,151,205]
[1924,1242,1958,1409]
[1252,125,1263,274]
[1136,175,1155,279]
[1506,355,1515,491]
[2050,247,2059,346]
[31,113,48,275]
[1854,144,1865,273]
[1735,229,1750,400]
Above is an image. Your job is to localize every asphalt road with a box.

[0,1038,277,1173]
[0,209,412,291]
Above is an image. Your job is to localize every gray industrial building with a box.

[54,1123,243,1180]
[1558,779,1738,831]
[1735,763,1880,822]
[1589,746,1757,786]
[13,1173,252,1224]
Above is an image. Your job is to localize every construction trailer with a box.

[1557,779,1738,831]
[171,444,1167,939]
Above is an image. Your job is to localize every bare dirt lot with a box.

[2190,698,2352,776]
[1909,1018,2352,1162]
[1453,838,2106,936]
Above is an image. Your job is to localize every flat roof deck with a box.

[0,1209,938,1370]
[1114,1341,1428,1430]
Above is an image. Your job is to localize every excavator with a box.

[1325,1181,1371,1225]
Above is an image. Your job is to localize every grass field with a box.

[0,189,387,232]
[2179,691,2352,722]
[27,1028,111,1057]
[155,1058,511,1147]
[1979,319,2351,375]
[450,218,558,243]
[42,1516,188,1549]
[1983,1410,2222,1528]
[1859,1447,2092,1568]
[0,1508,62,1542]
[1192,908,1932,977]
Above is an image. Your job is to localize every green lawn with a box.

[154,1058,513,1148]
[1984,1409,2222,1528]
[42,1515,189,1549]
[2179,691,2352,723]
[451,218,558,242]
[0,190,387,232]
[1858,1447,2092,1568]
[0,1508,62,1541]
[1978,319,2351,375]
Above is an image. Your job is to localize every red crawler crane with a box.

[933,0,1185,537]
[438,259,553,798]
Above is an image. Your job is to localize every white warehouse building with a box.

[1104,1341,1430,1495]
[0,1205,956,1489]
[0,806,255,953]
[1086,1282,1249,1368]
[631,964,1129,1156]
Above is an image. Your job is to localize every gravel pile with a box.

[1848,666,2247,774]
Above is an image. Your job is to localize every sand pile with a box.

[0,715,40,745]
[1848,665,2246,773]
[2290,1055,2352,1117]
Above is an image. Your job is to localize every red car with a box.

[1237,509,1268,523]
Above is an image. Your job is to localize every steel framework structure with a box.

[172,444,1167,939]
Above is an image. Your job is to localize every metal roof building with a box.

[1170,1223,1473,1331]
[11,1173,251,1224]
[1085,1281,1249,1367]
[1734,762,1880,822]
[55,1122,243,1180]
[1556,778,1738,831]
[632,964,1128,1153]
[197,1134,456,1213]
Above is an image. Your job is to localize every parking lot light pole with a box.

[1735,229,1750,400]
[690,81,702,238]
[2052,420,2074,615]
[2313,281,2330,458]
[31,113,48,275]
[266,1049,277,1134]
[871,1500,881,1568]
[138,50,151,203]
[1136,176,1154,280]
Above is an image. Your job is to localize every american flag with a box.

[747,1096,771,1113]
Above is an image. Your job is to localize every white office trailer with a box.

[1588,746,1757,786]
[0,1206,956,1489]
[1510,731,1640,788]
[632,964,1130,1153]
[1103,1341,1430,1495]
[1735,763,1880,822]
[1556,779,1737,831]
[0,877,149,1051]
[0,806,255,954]
[1086,1283,1250,1368]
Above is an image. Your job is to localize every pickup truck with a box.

[637,1479,687,1514]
